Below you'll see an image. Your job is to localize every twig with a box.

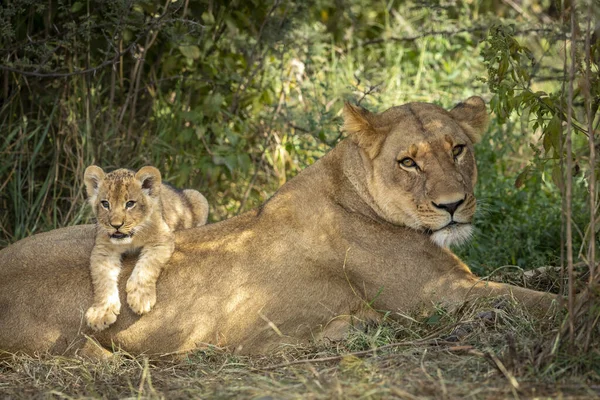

[228,0,283,117]
[0,55,127,78]
[236,50,288,214]
[486,349,521,397]
[357,83,382,106]
[0,10,175,79]
[557,0,569,302]
[121,0,179,139]
[583,0,596,286]
[285,122,310,133]
[565,2,576,344]
[361,27,554,46]
[583,0,597,352]
[254,339,455,371]
[107,0,134,137]
[500,0,533,22]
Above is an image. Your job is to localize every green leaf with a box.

[212,154,234,176]
[236,154,251,174]
[71,2,84,13]
[426,313,441,325]
[201,11,215,25]
[515,166,531,189]
[202,94,224,117]
[498,57,509,79]
[177,164,191,187]
[551,164,564,191]
[162,56,179,75]
[195,125,206,140]
[179,45,201,60]
[543,115,562,155]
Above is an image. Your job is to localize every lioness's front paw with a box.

[126,280,156,315]
[86,301,120,331]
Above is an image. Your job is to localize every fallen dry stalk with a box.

[256,339,462,371]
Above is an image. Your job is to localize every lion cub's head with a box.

[344,97,489,247]
[84,166,162,245]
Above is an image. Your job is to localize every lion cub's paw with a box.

[126,278,156,315]
[86,300,121,331]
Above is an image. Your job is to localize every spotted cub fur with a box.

[83,165,209,331]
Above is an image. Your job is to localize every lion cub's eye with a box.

[126,201,136,209]
[452,145,465,158]
[399,158,417,168]
[100,200,110,209]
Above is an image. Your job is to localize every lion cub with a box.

[83,165,209,331]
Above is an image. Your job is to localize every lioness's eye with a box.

[399,158,417,168]
[452,145,465,158]
[100,200,110,209]
[126,201,136,209]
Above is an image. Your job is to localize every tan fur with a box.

[0,97,555,358]
[83,166,209,331]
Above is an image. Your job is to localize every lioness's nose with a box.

[432,198,465,216]
[111,221,124,229]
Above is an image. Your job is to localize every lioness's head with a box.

[84,166,162,244]
[344,96,489,247]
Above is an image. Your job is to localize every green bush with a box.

[0,0,594,282]
[456,119,588,275]
[0,0,492,245]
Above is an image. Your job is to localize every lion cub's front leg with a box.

[86,247,122,331]
[126,239,175,315]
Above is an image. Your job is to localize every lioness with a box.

[0,97,555,357]
[83,165,209,332]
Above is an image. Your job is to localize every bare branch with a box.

[361,27,555,46]
[0,11,177,79]
[584,0,596,287]
[357,83,382,106]
[565,2,577,345]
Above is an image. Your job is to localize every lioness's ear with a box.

[135,166,162,197]
[84,165,105,200]
[343,102,385,158]
[450,96,489,144]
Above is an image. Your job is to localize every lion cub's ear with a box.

[135,166,162,197]
[343,102,386,158]
[84,165,106,201]
[449,96,489,144]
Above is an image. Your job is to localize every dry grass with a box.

[1,350,596,399]
[2,272,600,399]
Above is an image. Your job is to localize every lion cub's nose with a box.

[432,198,465,216]
[110,222,124,229]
